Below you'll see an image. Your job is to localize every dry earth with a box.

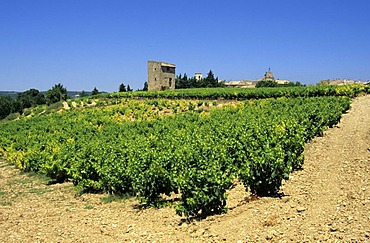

[1,95,369,242]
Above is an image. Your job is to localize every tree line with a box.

[119,83,133,92]
[0,83,69,119]
[175,70,225,89]
[0,82,136,120]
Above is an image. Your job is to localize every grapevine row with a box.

[0,96,351,217]
[103,84,368,100]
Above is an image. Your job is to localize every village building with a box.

[318,79,369,86]
[194,73,203,81]
[224,69,290,88]
[148,60,176,91]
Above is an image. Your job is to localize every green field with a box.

[0,85,367,218]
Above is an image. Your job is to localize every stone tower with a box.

[148,61,176,91]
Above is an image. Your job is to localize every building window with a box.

[169,78,172,87]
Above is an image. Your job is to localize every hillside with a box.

[0,95,369,241]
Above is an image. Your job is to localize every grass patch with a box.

[68,201,77,207]
[100,193,133,204]
[28,188,53,195]
[25,171,52,184]
[64,202,78,212]
[8,178,29,185]
[0,188,10,205]
[0,201,12,206]
[84,204,95,210]
[43,101,63,115]
[2,112,20,122]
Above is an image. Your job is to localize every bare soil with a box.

[1,96,369,242]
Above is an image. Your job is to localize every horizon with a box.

[1,0,369,92]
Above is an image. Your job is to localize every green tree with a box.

[0,96,19,119]
[46,83,68,104]
[280,81,304,87]
[176,71,223,89]
[176,73,188,89]
[16,89,46,110]
[203,70,220,87]
[92,87,100,96]
[119,83,126,92]
[127,85,133,92]
[143,82,148,91]
[176,73,198,89]
[79,90,87,97]
[256,80,278,88]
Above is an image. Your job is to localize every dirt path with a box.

[1,96,369,242]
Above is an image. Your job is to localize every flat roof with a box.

[160,62,176,68]
[148,60,176,68]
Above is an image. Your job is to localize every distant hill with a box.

[0,91,19,99]
[0,91,99,99]
[66,91,107,97]
[66,91,93,98]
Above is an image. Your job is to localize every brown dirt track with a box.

[0,95,369,242]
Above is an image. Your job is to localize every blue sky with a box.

[0,0,369,92]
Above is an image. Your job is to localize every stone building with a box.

[225,80,258,88]
[148,61,176,91]
[194,73,203,81]
[260,69,275,81]
[318,79,368,86]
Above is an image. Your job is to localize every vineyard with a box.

[0,85,368,218]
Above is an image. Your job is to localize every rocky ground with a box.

[0,95,369,242]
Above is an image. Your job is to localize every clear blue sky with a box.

[1,0,369,92]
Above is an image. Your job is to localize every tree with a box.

[203,70,220,87]
[127,85,133,92]
[92,87,100,96]
[16,89,46,110]
[256,80,278,88]
[294,81,304,87]
[143,82,148,91]
[46,83,68,104]
[175,71,224,89]
[119,83,126,92]
[0,96,21,119]
[176,73,194,89]
[79,90,87,97]
[283,81,304,87]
